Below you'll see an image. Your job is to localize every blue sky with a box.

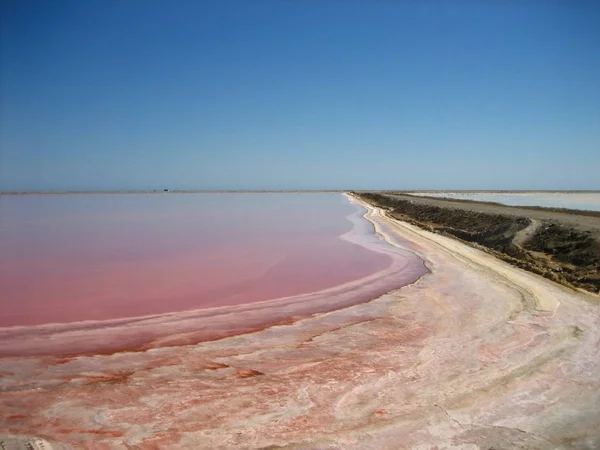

[1,1,599,191]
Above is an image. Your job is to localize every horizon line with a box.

[2,189,600,195]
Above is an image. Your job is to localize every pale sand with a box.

[1,194,599,449]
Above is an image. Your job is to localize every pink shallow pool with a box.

[0,193,426,356]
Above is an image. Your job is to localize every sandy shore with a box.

[1,194,599,449]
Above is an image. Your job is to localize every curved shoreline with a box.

[348,193,563,312]
[0,193,397,329]
[0,195,426,357]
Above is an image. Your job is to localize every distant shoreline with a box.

[0,189,348,195]
[1,189,599,195]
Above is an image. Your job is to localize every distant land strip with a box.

[398,192,600,218]
[0,189,348,195]
[2,189,599,195]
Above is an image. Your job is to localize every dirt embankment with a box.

[354,192,600,294]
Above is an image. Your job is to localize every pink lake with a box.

[0,193,426,356]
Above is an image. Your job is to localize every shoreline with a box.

[347,193,567,312]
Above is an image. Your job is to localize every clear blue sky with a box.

[1,1,599,191]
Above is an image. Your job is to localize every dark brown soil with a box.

[354,192,600,295]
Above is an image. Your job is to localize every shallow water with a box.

[412,192,600,211]
[0,193,424,331]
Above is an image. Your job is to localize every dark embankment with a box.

[353,192,600,294]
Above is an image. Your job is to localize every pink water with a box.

[0,193,426,356]
[1,194,381,325]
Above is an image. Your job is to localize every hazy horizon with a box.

[3,188,600,194]
[1,1,599,191]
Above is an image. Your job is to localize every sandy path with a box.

[1,195,599,449]
[513,218,542,247]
